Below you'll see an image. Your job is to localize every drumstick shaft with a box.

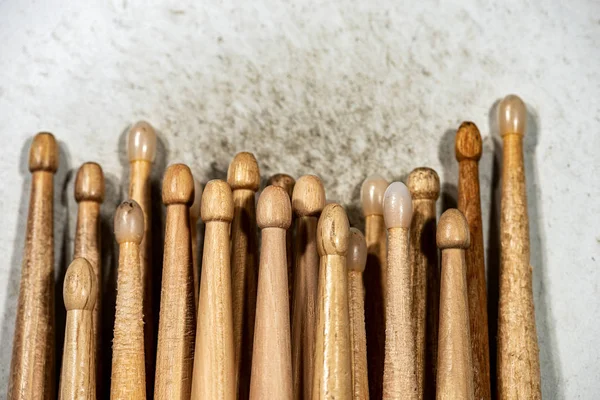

[348,270,369,399]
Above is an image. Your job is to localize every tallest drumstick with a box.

[9,132,58,400]
[497,95,541,399]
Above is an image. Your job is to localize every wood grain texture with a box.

[455,122,491,400]
[154,164,196,400]
[436,209,474,400]
[8,132,58,400]
[191,180,235,400]
[59,258,97,400]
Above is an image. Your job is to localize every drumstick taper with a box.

[190,178,203,308]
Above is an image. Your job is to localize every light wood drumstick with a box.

[382,182,417,400]
[290,175,325,400]
[436,209,474,400]
[312,203,352,399]
[74,161,104,395]
[191,180,235,400]
[497,95,541,399]
[59,258,98,400]
[250,186,293,399]
[190,178,203,308]
[111,200,146,400]
[228,152,260,398]
[348,228,369,400]
[127,120,157,393]
[8,132,58,400]
[155,164,196,400]
[455,122,491,400]
[360,175,388,400]
[407,167,440,400]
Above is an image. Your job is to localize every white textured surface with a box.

[0,0,599,398]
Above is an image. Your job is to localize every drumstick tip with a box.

[189,178,203,221]
[455,121,483,162]
[317,203,350,257]
[257,185,292,229]
[361,174,388,216]
[201,179,234,222]
[75,162,105,203]
[406,167,440,200]
[29,132,58,173]
[227,151,260,191]
[127,120,157,162]
[498,94,527,137]
[114,199,145,244]
[162,163,195,206]
[292,175,326,217]
[436,209,470,249]
[347,227,367,272]
[64,257,97,311]
[383,181,413,229]
[267,173,295,197]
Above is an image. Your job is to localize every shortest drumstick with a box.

[190,178,203,308]
[59,258,97,400]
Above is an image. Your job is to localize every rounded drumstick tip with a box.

[268,173,295,197]
[201,179,234,223]
[227,152,260,191]
[498,94,527,137]
[383,182,413,229]
[189,178,203,221]
[75,162,105,203]
[162,163,194,206]
[114,200,145,244]
[455,121,483,162]
[436,209,470,249]
[127,120,157,162]
[317,203,350,257]
[347,227,367,273]
[361,175,388,216]
[292,175,326,217]
[29,132,58,173]
[257,186,292,229]
[407,167,440,201]
[64,257,97,311]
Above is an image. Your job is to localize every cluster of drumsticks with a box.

[8,94,541,400]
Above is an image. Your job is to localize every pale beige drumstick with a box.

[455,122,491,400]
[228,152,260,398]
[111,200,146,400]
[407,167,440,400]
[59,258,98,400]
[155,164,197,400]
[127,121,157,393]
[348,228,369,400]
[189,178,203,308]
[497,95,541,399]
[436,209,474,400]
[360,175,388,400]
[382,182,417,400]
[312,203,352,399]
[250,186,293,399]
[191,180,235,400]
[8,132,58,400]
[74,161,105,394]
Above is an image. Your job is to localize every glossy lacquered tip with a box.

[64,257,97,311]
[201,179,234,223]
[455,121,483,161]
[292,175,326,217]
[317,203,350,257]
[407,167,440,200]
[75,162,105,203]
[498,94,527,136]
[383,182,413,229]
[361,175,388,216]
[437,208,470,249]
[268,173,295,197]
[257,186,292,229]
[162,163,194,206]
[29,132,58,173]
[227,152,260,191]
[347,228,367,273]
[189,178,203,221]
[114,200,145,244]
[127,121,157,162]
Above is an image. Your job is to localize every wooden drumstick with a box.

[360,174,388,400]
[407,167,440,400]
[111,200,146,399]
[191,180,235,400]
[59,258,98,400]
[250,186,293,399]
[155,164,196,399]
[436,209,474,400]
[347,228,369,400]
[455,122,491,400]
[382,182,417,399]
[127,120,157,392]
[497,95,541,398]
[228,152,260,398]
[312,203,352,399]
[190,178,203,308]
[8,132,58,400]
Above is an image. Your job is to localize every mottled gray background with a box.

[0,0,599,398]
